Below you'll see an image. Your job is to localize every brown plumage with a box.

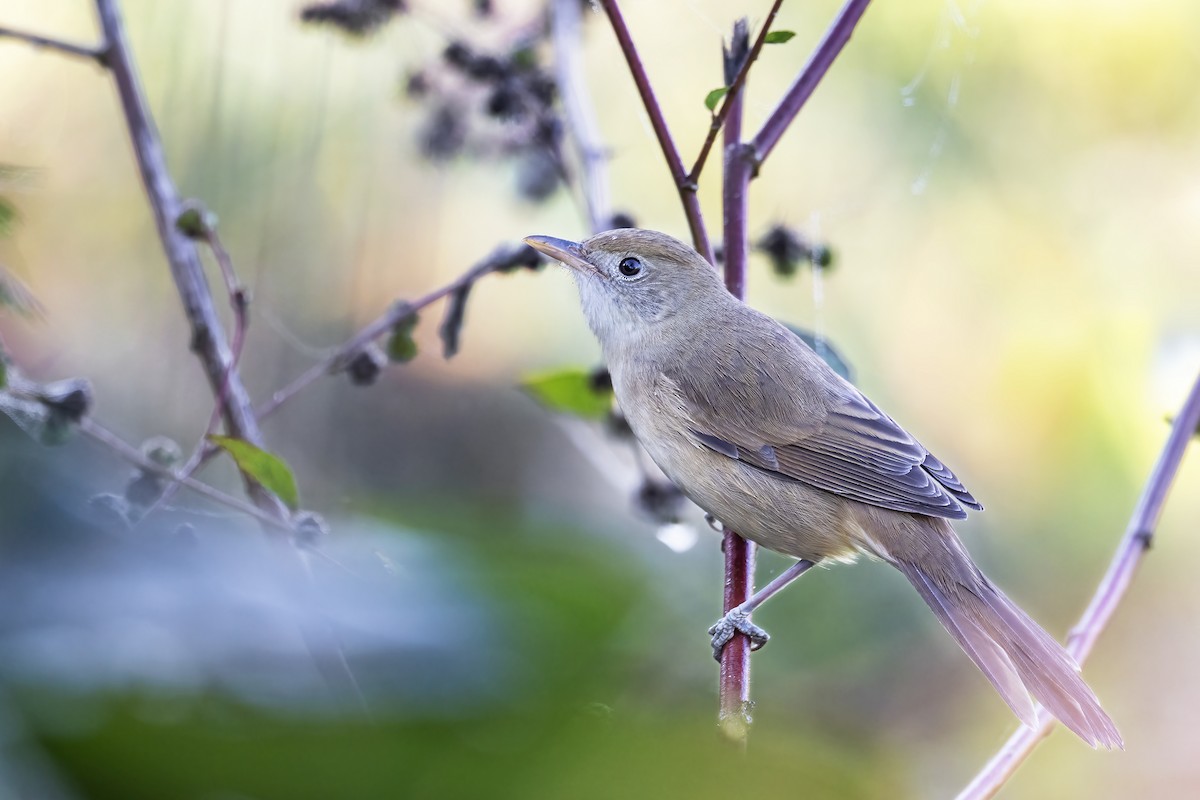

[525,228,1121,749]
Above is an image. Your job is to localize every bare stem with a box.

[750,0,873,168]
[138,223,250,525]
[0,24,106,64]
[149,243,525,498]
[552,0,611,234]
[257,243,525,420]
[717,19,757,744]
[686,0,784,187]
[93,0,276,500]
[596,0,714,264]
[956,370,1200,800]
[204,223,250,426]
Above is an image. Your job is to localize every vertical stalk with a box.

[717,19,757,743]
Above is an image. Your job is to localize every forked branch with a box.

[595,0,714,264]
[686,0,784,187]
[0,24,106,64]
[751,0,873,168]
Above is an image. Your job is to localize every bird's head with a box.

[524,228,724,352]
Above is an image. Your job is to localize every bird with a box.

[523,228,1122,749]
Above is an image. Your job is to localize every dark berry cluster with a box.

[755,224,834,277]
[405,34,566,202]
[299,0,407,37]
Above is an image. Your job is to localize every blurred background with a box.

[1,0,1198,797]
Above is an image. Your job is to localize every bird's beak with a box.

[523,235,600,276]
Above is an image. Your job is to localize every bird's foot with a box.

[707,608,769,661]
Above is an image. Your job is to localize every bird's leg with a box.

[708,558,818,660]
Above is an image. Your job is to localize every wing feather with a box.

[663,321,982,520]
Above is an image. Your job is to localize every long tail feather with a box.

[891,542,1122,749]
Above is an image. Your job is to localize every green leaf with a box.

[703,87,729,112]
[783,324,854,382]
[0,198,16,238]
[521,367,612,420]
[208,435,300,510]
[764,30,796,44]
[386,311,419,363]
[0,359,6,390]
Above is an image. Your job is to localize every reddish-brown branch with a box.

[717,19,757,744]
[686,0,784,188]
[750,0,873,168]
[596,0,714,264]
[957,370,1200,800]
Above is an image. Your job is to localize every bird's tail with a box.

[885,521,1122,749]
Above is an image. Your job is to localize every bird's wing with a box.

[661,324,982,520]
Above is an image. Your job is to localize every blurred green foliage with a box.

[521,366,612,419]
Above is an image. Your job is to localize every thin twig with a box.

[956,370,1200,800]
[685,0,784,188]
[205,222,250,426]
[552,0,611,234]
[0,25,106,64]
[152,243,528,496]
[79,417,290,532]
[139,222,250,525]
[716,19,757,744]
[750,0,873,168]
[257,243,527,420]
[596,0,714,264]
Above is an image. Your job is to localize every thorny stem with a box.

[685,0,784,188]
[750,0,873,168]
[956,369,1200,800]
[551,0,611,234]
[595,0,714,265]
[717,18,757,745]
[0,25,107,64]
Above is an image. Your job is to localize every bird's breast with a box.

[609,361,861,563]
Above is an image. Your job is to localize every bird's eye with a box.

[618,257,642,277]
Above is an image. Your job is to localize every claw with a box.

[707,608,770,661]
